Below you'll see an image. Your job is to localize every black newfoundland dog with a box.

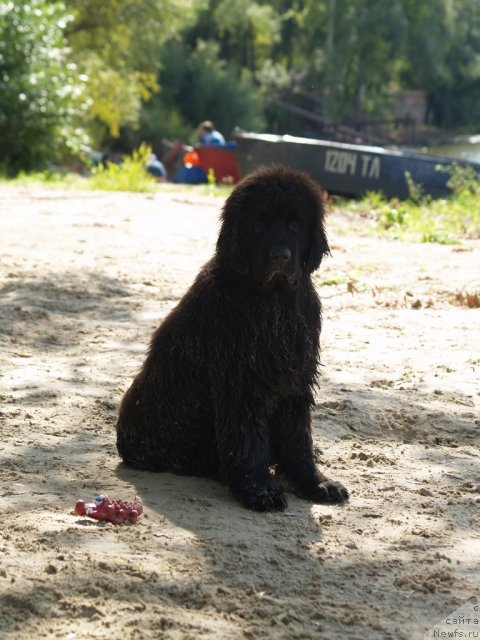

[117,165,348,511]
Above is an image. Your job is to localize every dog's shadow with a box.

[115,462,328,595]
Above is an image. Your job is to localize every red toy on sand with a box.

[74,495,143,525]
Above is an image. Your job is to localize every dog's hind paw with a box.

[308,480,349,504]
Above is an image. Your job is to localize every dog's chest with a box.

[253,315,315,387]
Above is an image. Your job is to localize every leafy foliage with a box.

[128,38,265,150]
[3,0,480,173]
[162,39,265,137]
[64,0,200,139]
[88,144,158,192]
[344,166,480,243]
[0,1,86,174]
[185,0,480,129]
[401,0,480,127]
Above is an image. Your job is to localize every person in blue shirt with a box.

[198,120,225,146]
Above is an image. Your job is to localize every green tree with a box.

[140,38,265,145]
[0,1,86,174]
[188,0,282,73]
[116,36,266,153]
[402,0,480,127]
[64,0,201,140]
[303,0,407,121]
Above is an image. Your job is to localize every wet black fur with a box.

[116,165,349,511]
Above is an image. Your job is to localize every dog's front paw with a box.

[242,485,288,512]
[307,480,349,504]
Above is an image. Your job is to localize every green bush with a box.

[344,166,480,243]
[88,144,157,192]
[0,1,86,175]
[133,39,265,147]
[119,100,193,154]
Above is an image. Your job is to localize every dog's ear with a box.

[216,216,249,275]
[304,209,330,274]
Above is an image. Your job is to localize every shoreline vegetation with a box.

[2,151,479,246]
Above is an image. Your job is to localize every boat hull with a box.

[235,132,480,199]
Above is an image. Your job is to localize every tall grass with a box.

[88,144,157,193]
[0,144,158,193]
[342,165,480,244]
[2,170,83,188]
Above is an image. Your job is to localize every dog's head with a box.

[217,165,329,291]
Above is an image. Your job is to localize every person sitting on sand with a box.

[198,120,225,147]
[145,153,167,182]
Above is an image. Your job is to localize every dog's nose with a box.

[270,246,292,264]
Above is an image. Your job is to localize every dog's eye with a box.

[254,222,266,233]
[289,220,301,232]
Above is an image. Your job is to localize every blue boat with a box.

[235,132,480,200]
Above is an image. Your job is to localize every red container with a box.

[196,146,240,184]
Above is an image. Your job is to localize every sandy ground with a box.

[0,184,479,640]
